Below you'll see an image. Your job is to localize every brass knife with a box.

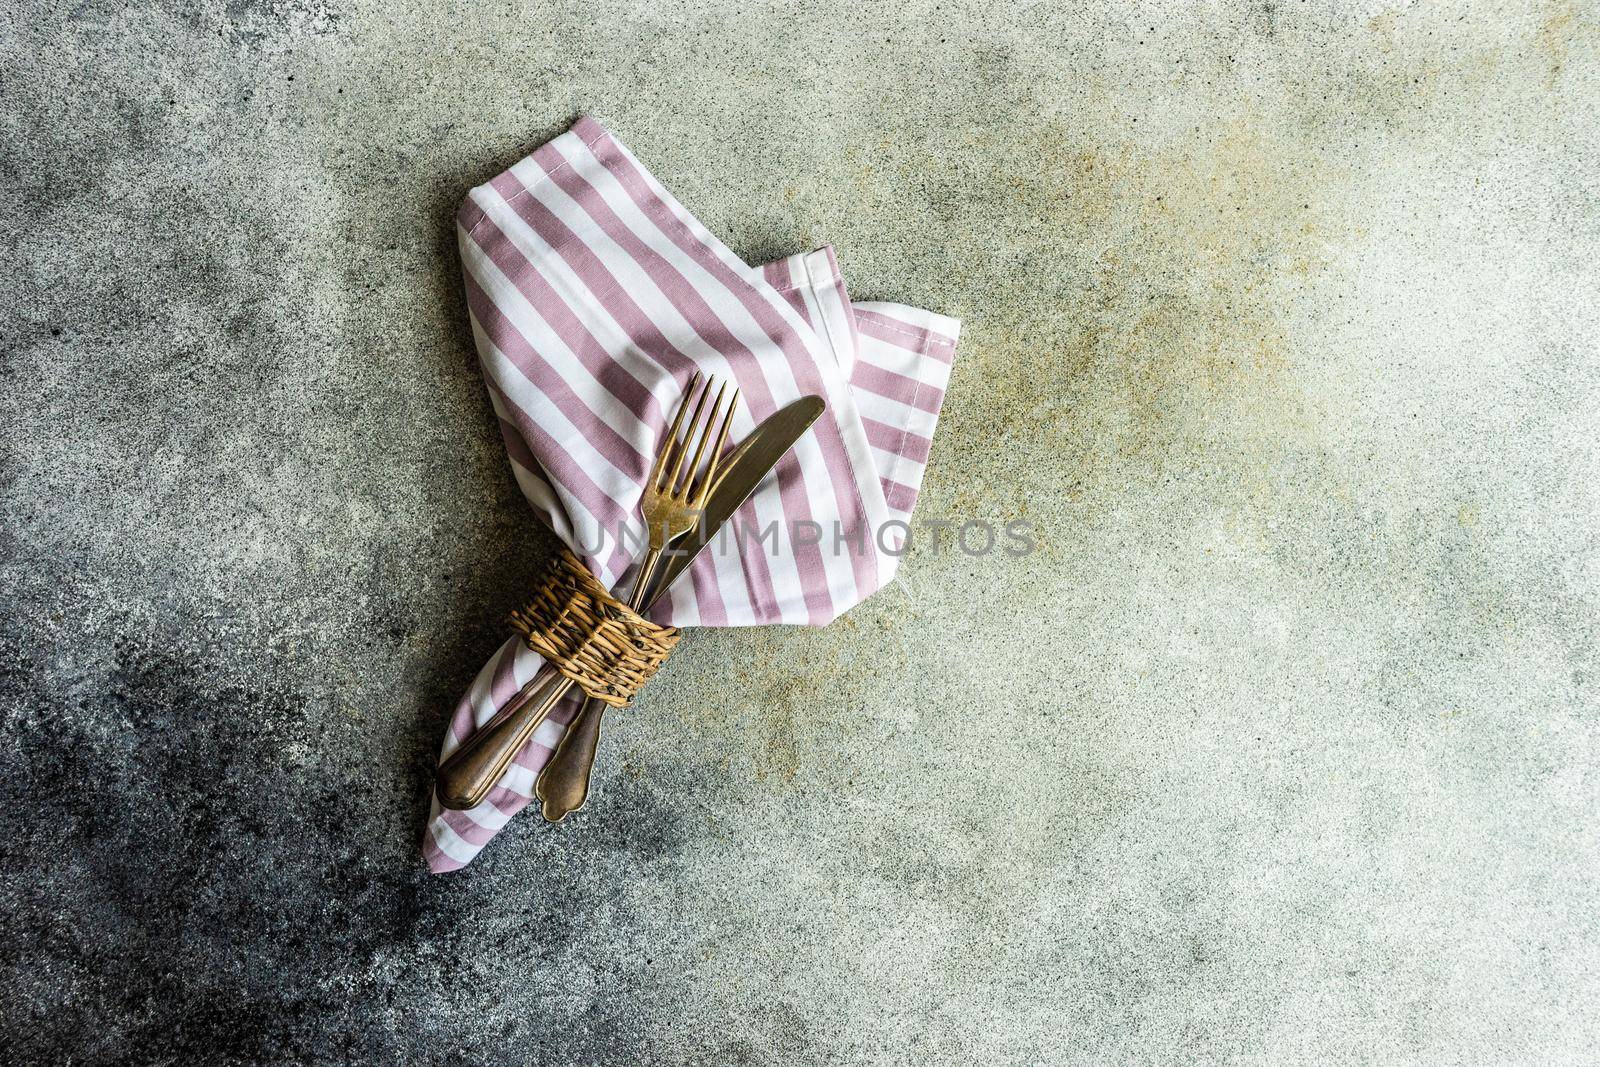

[435,395,827,812]
[533,394,828,821]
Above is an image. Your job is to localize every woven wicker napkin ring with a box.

[507,548,681,709]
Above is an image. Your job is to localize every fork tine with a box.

[691,386,738,507]
[654,372,701,489]
[681,380,728,501]
[667,374,716,494]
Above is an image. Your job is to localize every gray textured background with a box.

[3,0,1598,1063]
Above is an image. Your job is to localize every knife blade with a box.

[651,393,825,599]
[531,394,826,821]
[436,395,827,811]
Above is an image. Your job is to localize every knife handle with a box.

[445,398,826,817]
[435,666,573,810]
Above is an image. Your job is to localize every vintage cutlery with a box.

[535,394,828,822]
[646,395,825,606]
[435,374,736,811]
[530,374,736,820]
[434,393,826,812]
[625,371,739,619]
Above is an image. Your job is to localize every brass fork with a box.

[628,371,737,610]
[535,372,738,821]
[435,372,736,812]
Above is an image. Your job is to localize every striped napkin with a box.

[426,117,961,871]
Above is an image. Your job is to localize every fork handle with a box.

[536,691,606,821]
[535,550,664,821]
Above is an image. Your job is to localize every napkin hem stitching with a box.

[462,125,612,242]
[882,336,929,515]
[866,319,957,349]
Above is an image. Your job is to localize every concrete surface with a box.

[3,0,1597,1063]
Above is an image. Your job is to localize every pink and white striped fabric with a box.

[425,117,960,872]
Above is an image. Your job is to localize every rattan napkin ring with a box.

[507,548,680,709]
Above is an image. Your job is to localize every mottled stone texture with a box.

[2,0,1597,1063]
